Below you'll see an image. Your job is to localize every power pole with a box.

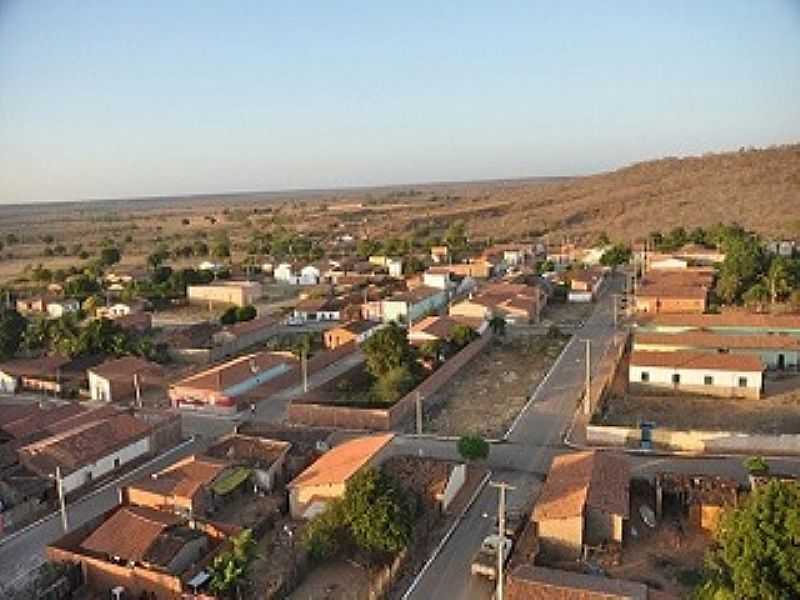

[612,294,618,328]
[301,348,308,393]
[415,391,423,435]
[55,466,69,533]
[583,339,592,416]
[490,481,515,600]
[133,372,142,408]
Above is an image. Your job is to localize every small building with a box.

[0,355,101,396]
[299,265,322,286]
[654,473,739,533]
[18,413,153,494]
[95,301,147,319]
[649,256,689,270]
[46,504,234,600]
[408,315,474,344]
[422,268,455,291]
[323,320,382,349]
[205,433,291,493]
[288,433,394,519]
[187,281,262,307]
[636,311,800,337]
[533,451,630,561]
[633,331,800,370]
[168,351,298,412]
[430,245,449,264]
[15,296,48,315]
[87,356,165,403]
[292,296,342,323]
[210,315,281,353]
[380,285,448,325]
[507,565,665,600]
[635,284,708,314]
[273,262,298,284]
[629,350,764,399]
[46,298,81,319]
[568,268,605,302]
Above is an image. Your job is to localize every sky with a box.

[1,1,799,204]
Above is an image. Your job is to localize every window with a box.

[113,457,121,469]
[672,373,681,385]
[84,471,93,484]
[640,371,650,383]
[738,377,748,388]
[704,375,714,386]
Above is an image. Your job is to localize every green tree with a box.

[715,230,765,304]
[457,433,490,462]
[208,529,256,599]
[99,246,121,266]
[374,366,416,404]
[418,339,444,364]
[450,324,478,350]
[356,238,382,260]
[0,309,27,360]
[600,244,632,268]
[488,315,507,337]
[361,322,414,379]
[743,456,769,476]
[220,306,238,325]
[212,240,231,259]
[235,305,257,322]
[764,256,795,304]
[444,221,468,255]
[696,480,800,600]
[742,282,769,310]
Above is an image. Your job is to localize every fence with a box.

[368,549,409,600]
[288,331,492,430]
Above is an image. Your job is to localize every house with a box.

[124,455,232,516]
[0,355,102,396]
[187,281,262,307]
[633,331,800,370]
[46,298,81,319]
[533,451,630,561]
[368,255,404,278]
[15,296,48,315]
[288,433,394,519]
[299,265,322,286]
[380,285,448,325]
[654,473,739,533]
[422,268,456,291]
[168,351,298,412]
[629,350,764,399]
[323,320,383,349]
[46,504,234,600]
[95,301,147,319]
[636,311,800,337]
[205,433,291,493]
[211,315,281,352]
[87,357,165,403]
[198,260,223,272]
[430,245,449,264]
[273,262,298,284]
[766,240,796,257]
[408,315,479,344]
[449,282,544,325]
[635,284,708,314]
[18,413,154,494]
[507,565,672,600]
[292,296,342,323]
[649,255,689,270]
[568,268,605,302]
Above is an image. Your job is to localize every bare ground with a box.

[424,334,568,438]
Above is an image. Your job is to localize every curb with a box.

[399,470,492,600]
[0,437,196,547]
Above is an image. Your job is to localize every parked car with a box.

[471,534,512,580]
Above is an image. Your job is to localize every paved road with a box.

[0,437,202,592]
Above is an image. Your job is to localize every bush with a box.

[235,305,257,322]
[220,307,238,325]
[457,434,490,462]
[374,366,416,404]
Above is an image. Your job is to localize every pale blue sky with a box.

[1,1,799,204]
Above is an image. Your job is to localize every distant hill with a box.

[479,144,800,243]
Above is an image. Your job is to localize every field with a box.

[596,373,800,434]
[424,333,568,438]
[1,144,798,289]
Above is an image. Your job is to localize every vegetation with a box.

[457,433,490,461]
[743,455,769,475]
[599,243,632,267]
[208,529,257,600]
[220,304,257,325]
[303,468,417,560]
[695,480,800,599]
[0,309,27,360]
[362,323,416,379]
[488,315,507,337]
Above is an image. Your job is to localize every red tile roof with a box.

[410,316,464,339]
[80,505,181,562]
[630,350,763,372]
[639,311,800,330]
[171,351,298,392]
[288,434,394,489]
[508,565,648,600]
[634,331,800,351]
[534,451,630,521]
[88,357,165,382]
[128,455,229,499]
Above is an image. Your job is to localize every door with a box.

[778,354,786,370]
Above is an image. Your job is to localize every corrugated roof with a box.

[630,350,763,372]
[288,434,394,489]
[534,451,630,521]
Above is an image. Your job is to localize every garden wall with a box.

[586,423,800,455]
[287,332,493,431]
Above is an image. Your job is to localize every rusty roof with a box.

[171,351,298,392]
[534,451,630,521]
[80,505,181,563]
[630,350,763,372]
[638,310,800,330]
[288,434,394,489]
[410,315,464,339]
[508,565,648,600]
[634,331,800,351]
[636,284,709,300]
[128,455,229,499]
[88,356,165,382]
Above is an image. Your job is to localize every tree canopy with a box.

[0,309,27,360]
[696,480,800,599]
[208,529,257,599]
[457,433,490,462]
[362,323,415,379]
[600,243,632,267]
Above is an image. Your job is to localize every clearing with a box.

[424,333,569,438]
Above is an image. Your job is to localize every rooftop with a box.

[220,315,280,336]
[534,451,630,521]
[128,455,229,499]
[508,565,649,600]
[634,331,800,351]
[387,285,442,304]
[410,315,464,339]
[636,284,709,299]
[171,351,298,392]
[288,433,394,489]
[205,433,290,468]
[630,350,763,372]
[638,311,800,330]
[88,356,164,382]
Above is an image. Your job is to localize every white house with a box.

[292,297,342,323]
[650,256,689,270]
[46,299,80,319]
[387,259,403,278]
[96,301,145,319]
[274,263,298,284]
[422,269,455,291]
[381,286,448,325]
[198,261,223,272]
[299,265,321,286]
[629,350,764,400]
[87,356,164,403]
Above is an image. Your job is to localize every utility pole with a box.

[133,372,142,408]
[583,339,592,416]
[301,348,308,393]
[415,391,423,435]
[612,294,619,328]
[490,481,515,600]
[55,466,69,533]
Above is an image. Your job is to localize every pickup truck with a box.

[470,534,512,580]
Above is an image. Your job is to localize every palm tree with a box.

[764,257,794,305]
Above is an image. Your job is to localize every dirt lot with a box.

[288,560,372,600]
[597,373,800,434]
[424,333,569,438]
